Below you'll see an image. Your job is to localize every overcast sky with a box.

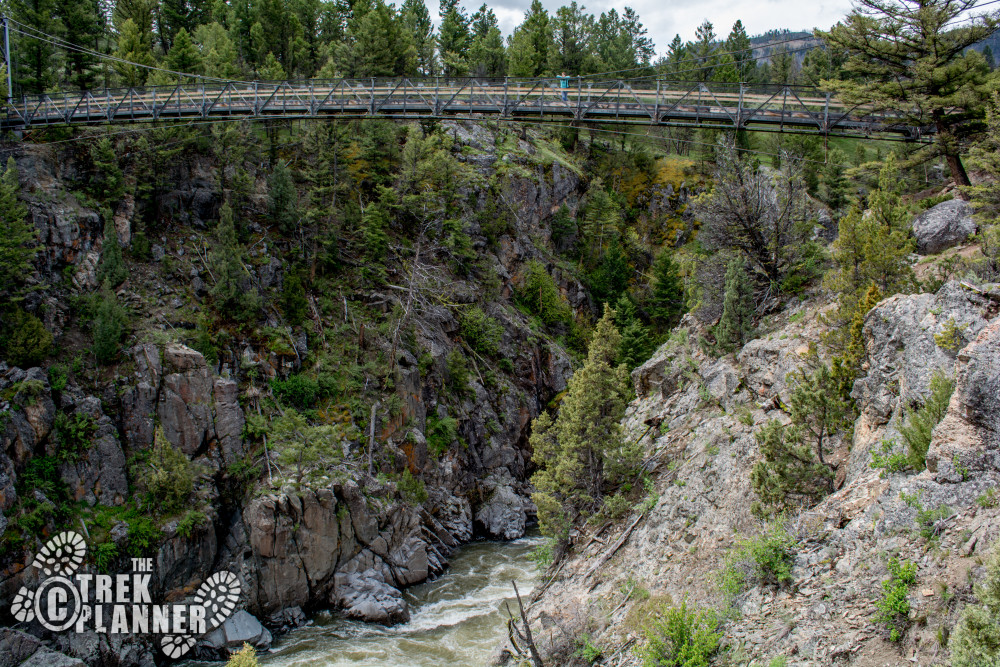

[423,0,856,57]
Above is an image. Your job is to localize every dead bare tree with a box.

[505,581,544,667]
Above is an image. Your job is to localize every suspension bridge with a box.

[0,77,934,141]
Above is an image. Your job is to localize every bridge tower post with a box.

[2,14,12,106]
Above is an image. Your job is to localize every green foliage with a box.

[53,412,96,462]
[459,306,503,356]
[210,203,259,323]
[900,372,955,470]
[718,521,796,605]
[397,469,428,505]
[786,361,853,465]
[870,439,910,477]
[445,349,471,396]
[638,599,721,667]
[935,318,969,353]
[530,539,554,569]
[92,286,129,365]
[270,408,348,487]
[519,260,573,326]
[1,307,52,367]
[530,306,637,539]
[976,489,999,509]
[588,244,630,306]
[176,509,209,538]
[874,558,917,642]
[950,541,1000,667]
[550,203,576,248]
[226,644,260,667]
[426,412,460,457]
[716,257,754,350]
[0,156,37,303]
[281,272,308,326]
[900,491,952,540]
[615,296,655,370]
[135,428,196,513]
[93,542,118,574]
[271,374,321,409]
[47,364,68,392]
[268,161,299,234]
[750,420,834,514]
[125,514,162,558]
[575,634,602,664]
[90,137,125,203]
[97,215,128,287]
[648,250,686,331]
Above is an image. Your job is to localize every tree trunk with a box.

[936,120,971,191]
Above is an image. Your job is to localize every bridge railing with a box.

[1,77,919,138]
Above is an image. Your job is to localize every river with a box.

[260,533,545,667]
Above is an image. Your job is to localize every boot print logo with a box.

[10,531,241,658]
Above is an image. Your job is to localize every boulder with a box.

[475,473,528,540]
[910,198,976,254]
[335,571,410,625]
[201,610,272,656]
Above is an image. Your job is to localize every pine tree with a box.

[468,5,505,77]
[548,2,596,75]
[113,18,156,86]
[530,305,636,538]
[401,0,436,75]
[195,22,241,79]
[717,257,754,350]
[93,284,129,365]
[10,0,60,93]
[1,307,52,367]
[750,419,834,514]
[615,296,654,370]
[167,27,204,75]
[787,362,853,465]
[438,0,470,76]
[57,0,103,90]
[648,250,685,331]
[820,148,850,214]
[508,0,551,77]
[210,203,259,322]
[983,45,996,70]
[337,0,416,77]
[0,158,36,302]
[818,0,998,186]
[97,213,128,288]
[688,20,718,81]
[268,161,299,234]
[90,137,126,204]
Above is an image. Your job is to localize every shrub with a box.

[281,272,308,325]
[271,374,320,409]
[2,307,52,367]
[530,539,554,569]
[901,372,955,470]
[638,599,720,667]
[97,216,128,287]
[136,428,196,513]
[176,509,208,538]
[226,644,260,667]
[47,364,68,392]
[93,542,118,574]
[575,634,602,664]
[126,515,162,557]
[870,439,910,477]
[934,317,968,353]
[426,412,460,457]
[950,542,1000,667]
[53,412,96,462]
[874,557,917,642]
[397,469,428,505]
[750,420,834,514]
[459,306,503,356]
[719,521,796,604]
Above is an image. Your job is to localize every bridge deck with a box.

[2,78,928,139]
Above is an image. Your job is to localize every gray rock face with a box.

[0,628,85,667]
[910,198,977,254]
[475,472,530,540]
[200,610,272,657]
[926,319,1000,480]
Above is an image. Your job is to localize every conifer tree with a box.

[97,213,128,288]
[648,250,685,331]
[10,0,60,93]
[93,283,129,364]
[820,148,850,214]
[717,257,754,350]
[58,0,103,90]
[750,419,834,513]
[468,5,506,77]
[401,0,436,75]
[210,203,259,322]
[0,158,36,302]
[195,22,241,79]
[615,296,654,370]
[818,0,998,186]
[438,0,470,76]
[268,161,299,234]
[113,18,155,86]
[530,306,636,538]
[167,27,204,75]
[548,2,597,75]
[90,137,126,204]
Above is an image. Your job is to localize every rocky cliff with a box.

[521,280,1000,665]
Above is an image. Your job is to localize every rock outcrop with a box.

[910,198,977,254]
